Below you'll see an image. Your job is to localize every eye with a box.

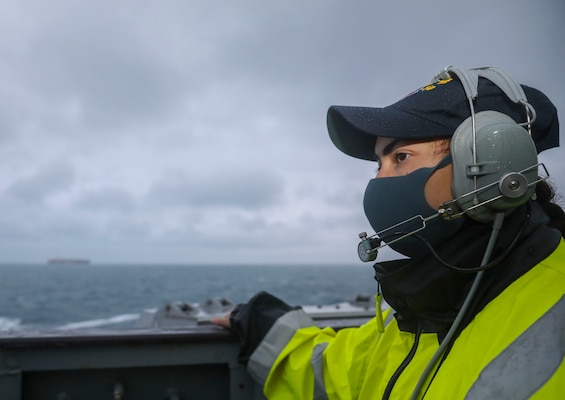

[395,152,410,163]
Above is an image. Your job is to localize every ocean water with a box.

[0,263,378,331]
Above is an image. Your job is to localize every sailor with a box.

[212,66,565,399]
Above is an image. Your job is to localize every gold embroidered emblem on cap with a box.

[421,77,453,92]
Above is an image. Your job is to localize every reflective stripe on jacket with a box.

[247,239,565,399]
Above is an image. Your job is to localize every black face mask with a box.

[363,156,464,258]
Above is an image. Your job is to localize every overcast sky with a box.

[1,0,564,265]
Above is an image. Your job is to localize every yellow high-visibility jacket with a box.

[245,239,565,399]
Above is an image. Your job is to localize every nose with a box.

[376,164,394,178]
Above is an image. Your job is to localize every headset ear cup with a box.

[451,111,538,222]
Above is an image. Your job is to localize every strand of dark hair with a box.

[536,179,565,237]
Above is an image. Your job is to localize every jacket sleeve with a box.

[242,301,390,399]
[231,291,392,399]
[229,291,301,364]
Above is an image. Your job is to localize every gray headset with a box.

[410,67,546,399]
[435,66,541,223]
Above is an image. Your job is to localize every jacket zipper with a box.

[382,324,423,400]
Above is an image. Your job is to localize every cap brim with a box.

[327,105,455,161]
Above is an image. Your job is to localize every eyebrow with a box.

[375,139,405,161]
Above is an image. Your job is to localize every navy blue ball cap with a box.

[327,76,559,161]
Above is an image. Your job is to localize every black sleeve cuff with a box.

[229,291,300,364]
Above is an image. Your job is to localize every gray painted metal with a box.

[0,327,262,400]
[0,318,371,399]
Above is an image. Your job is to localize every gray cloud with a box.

[75,186,136,212]
[0,0,563,264]
[146,168,284,210]
[6,162,75,202]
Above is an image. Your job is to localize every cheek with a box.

[399,162,426,177]
[400,154,443,176]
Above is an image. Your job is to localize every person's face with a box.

[374,137,454,210]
